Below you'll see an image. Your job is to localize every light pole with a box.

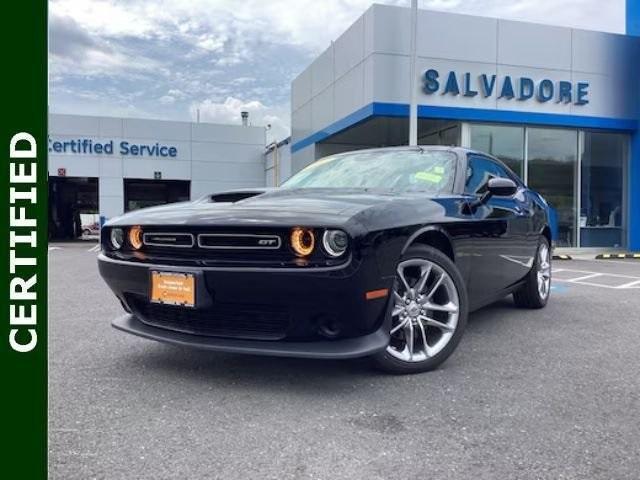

[408,0,418,146]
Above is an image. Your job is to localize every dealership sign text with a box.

[423,69,589,105]
[48,137,178,157]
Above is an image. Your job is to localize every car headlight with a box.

[290,227,315,257]
[129,225,143,250]
[322,229,349,257]
[110,228,124,250]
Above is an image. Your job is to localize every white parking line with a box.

[553,268,640,280]
[594,258,640,266]
[88,245,100,252]
[552,267,640,290]
[565,273,602,283]
[616,279,640,289]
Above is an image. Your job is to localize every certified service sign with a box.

[48,137,178,157]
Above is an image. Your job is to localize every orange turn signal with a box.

[129,225,143,250]
[365,288,389,300]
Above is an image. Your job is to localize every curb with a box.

[595,253,640,260]
[552,254,572,260]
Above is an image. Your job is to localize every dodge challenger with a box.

[98,146,551,374]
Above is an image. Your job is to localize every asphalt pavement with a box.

[49,242,640,479]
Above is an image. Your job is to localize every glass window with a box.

[282,150,457,193]
[464,155,512,195]
[580,132,626,247]
[470,124,524,178]
[418,121,460,146]
[124,179,190,212]
[527,128,578,247]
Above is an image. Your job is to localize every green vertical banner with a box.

[1,1,48,478]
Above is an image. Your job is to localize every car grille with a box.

[111,226,347,268]
[128,296,291,340]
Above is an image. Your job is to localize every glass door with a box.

[527,128,579,247]
[469,124,525,178]
[580,132,627,247]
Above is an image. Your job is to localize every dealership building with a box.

[48,113,267,239]
[290,3,640,250]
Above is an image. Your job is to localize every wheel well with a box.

[410,229,454,261]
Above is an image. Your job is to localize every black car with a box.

[98,146,551,374]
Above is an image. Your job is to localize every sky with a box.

[49,0,626,142]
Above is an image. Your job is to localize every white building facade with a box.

[48,114,266,238]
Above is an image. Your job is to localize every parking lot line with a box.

[551,267,640,289]
[594,258,640,266]
[565,273,602,283]
[616,279,640,289]
[552,268,640,280]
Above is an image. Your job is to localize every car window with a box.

[465,155,513,195]
[282,150,457,193]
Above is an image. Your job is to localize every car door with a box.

[464,154,535,305]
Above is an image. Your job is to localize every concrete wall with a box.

[49,114,266,220]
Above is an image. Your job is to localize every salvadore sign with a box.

[423,69,589,105]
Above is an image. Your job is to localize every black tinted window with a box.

[465,155,512,195]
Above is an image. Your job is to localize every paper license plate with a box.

[150,271,195,307]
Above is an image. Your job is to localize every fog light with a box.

[322,229,348,257]
[317,317,342,339]
[110,228,124,250]
[290,227,315,257]
[129,225,143,250]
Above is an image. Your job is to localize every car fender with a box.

[400,224,454,258]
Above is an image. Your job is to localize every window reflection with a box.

[527,128,578,248]
[468,123,627,248]
[580,132,625,247]
[470,124,524,178]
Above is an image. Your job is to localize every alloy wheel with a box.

[537,243,551,300]
[387,258,460,363]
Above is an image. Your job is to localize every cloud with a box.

[159,95,175,105]
[49,11,159,78]
[49,0,625,143]
[50,0,160,38]
[435,0,624,33]
[190,96,289,142]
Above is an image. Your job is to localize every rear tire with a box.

[513,236,551,309]
[372,244,468,375]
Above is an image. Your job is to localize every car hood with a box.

[105,188,447,228]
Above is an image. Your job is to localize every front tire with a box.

[513,236,551,309]
[372,245,468,374]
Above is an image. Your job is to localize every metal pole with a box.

[408,0,418,146]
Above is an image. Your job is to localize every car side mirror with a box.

[487,177,517,197]
[467,177,518,212]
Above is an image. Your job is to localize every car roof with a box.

[328,145,489,157]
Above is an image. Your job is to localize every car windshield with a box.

[281,149,457,193]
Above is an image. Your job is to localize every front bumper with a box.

[98,252,393,357]
[112,314,389,359]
